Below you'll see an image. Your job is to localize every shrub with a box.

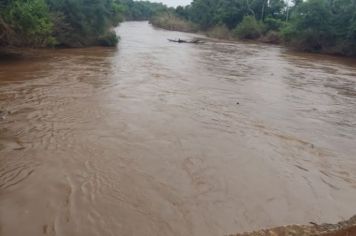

[280,22,297,43]
[206,25,232,39]
[233,16,264,39]
[264,17,285,32]
[260,30,282,44]
[97,31,119,47]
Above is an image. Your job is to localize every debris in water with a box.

[0,110,7,120]
[168,38,204,44]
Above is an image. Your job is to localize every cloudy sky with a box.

[146,0,192,7]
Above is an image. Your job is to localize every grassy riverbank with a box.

[151,13,356,57]
[150,13,198,33]
[150,15,285,44]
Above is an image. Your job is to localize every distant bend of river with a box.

[1,21,356,236]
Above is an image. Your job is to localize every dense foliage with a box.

[153,0,356,56]
[120,0,168,20]
[1,0,355,56]
[283,0,356,55]
[234,15,264,39]
[179,0,286,30]
[0,0,124,47]
[0,0,54,47]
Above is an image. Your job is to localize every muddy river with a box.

[1,21,356,236]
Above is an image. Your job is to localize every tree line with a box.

[120,0,168,20]
[154,0,356,56]
[0,0,126,48]
[1,0,355,56]
[0,0,172,48]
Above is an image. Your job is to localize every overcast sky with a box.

[146,0,192,7]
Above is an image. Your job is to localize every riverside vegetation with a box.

[0,0,167,48]
[2,0,354,56]
[0,0,126,48]
[150,0,356,57]
[1,2,356,236]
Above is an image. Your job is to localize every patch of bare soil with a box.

[230,215,356,236]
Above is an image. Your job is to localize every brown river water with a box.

[1,21,356,236]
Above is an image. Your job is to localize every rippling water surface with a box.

[1,22,356,236]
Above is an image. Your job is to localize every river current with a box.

[1,21,356,236]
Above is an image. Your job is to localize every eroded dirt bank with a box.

[1,22,356,236]
[232,215,356,236]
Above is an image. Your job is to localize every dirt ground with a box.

[231,215,356,236]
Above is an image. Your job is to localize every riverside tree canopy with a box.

[163,0,356,56]
[0,0,125,47]
[0,0,171,48]
[1,0,355,56]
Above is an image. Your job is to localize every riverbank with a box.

[231,215,356,236]
[149,16,285,45]
[150,15,355,57]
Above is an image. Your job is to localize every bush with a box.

[97,31,119,47]
[264,17,285,32]
[260,31,282,44]
[233,16,264,39]
[280,22,297,43]
[206,25,232,39]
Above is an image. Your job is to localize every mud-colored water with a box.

[0,22,356,236]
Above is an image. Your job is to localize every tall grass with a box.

[150,13,197,33]
[206,25,232,39]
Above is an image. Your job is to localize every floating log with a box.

[168,39,204,44]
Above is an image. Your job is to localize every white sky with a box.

[146,0,192,7]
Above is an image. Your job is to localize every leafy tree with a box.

[215,0,245,29]
[119,0,167,21]
[0,0,123,48]
[267,0,285,19]
[282,0,333,50]
[46,0,121,47]
[189,0,220,29]
[1,0,54,47]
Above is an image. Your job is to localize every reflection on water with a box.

[0,21,356,236]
